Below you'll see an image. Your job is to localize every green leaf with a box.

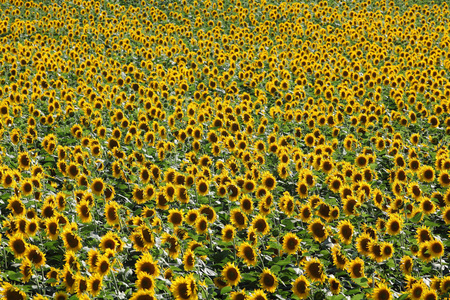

[271,264,281,274]
[410,212,422,223]
[281,218,294,230]
[397,293,410,300]
[268,241,282,250]
[352,277,368,286]
[386,259,395,269]
[7,271,23,281]
[220,286,232,295]
[351,294,365,300]
[346,288,361,295]
[326,295,346,300]
[46,278,58,284]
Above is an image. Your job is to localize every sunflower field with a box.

[1,0,450,299]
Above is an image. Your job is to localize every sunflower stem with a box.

[110,268,120,294]
[257,236,266,270]
[40,267,46,296]
[232,236,237,261]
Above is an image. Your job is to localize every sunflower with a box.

[343,197,360,216]
[54,291,68,300]
[136,272,155,293]
[347,257,365,279]
[183,249,196,271]
[230,291,247,300]
[104,201,120,226]
[133,185,147,204]
[20,258,33,282]
[168,209,184,228]
[249,289,267,300]
[372,282,392,300]
[328,176,343,194]
[170,275,193,300]
[20,179,33,196]
[183,209,199,226]
[355,233,373,256]
[420,165,435,183]
[298,204,312,222]
[9,234,28,258]
[416,226,432,244]
[400,255,413,275]
[130,290,156,300]
[422,290,437,300]
[441,276,450,294]
[17,152,31,170]
[161,233,180,259]
[308,219,328,243]
[196,179,209,196]
[87,273,103,297]
[61,267,77,293]
[61,228,82,252]
[195,216,208,235]
[26,245,46,268]
[427,239,444,259]
[135,252,159,277]
[439,171,450,187]
[176,186,190,204]
[214,276,228,290]
[410,282,426,300]
[91,178,105,196]
[296,181,308,199]
[331,245,348,270]
[240,195,254,214]
[368,241,384,263]
[329,276,341,295]
[303,257,326,283]
[1,282,27,300]
[135,225,155,249]
[291,276,310,299]
[76,199,91,223]
[282,232,301,255]
[230,208,248,230]
[337,220,353,245]
[99,231,121,253]
[421,197,436,215]
[228,182,241,201]
[279,192,295,216]
[2,170,16,188]
[259,268,278,293]
[222,262,241,286]
[381,242,394,260]
[261,172,276,191]
[199,205,217,223]
[7,196,25,216]
[251,214,270,236]
[386,214,403,236]
[221,224,236,242]
[96,255,111,276]
[238,242,258,266]
[75,274,88,296]
[45,217,59,240]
